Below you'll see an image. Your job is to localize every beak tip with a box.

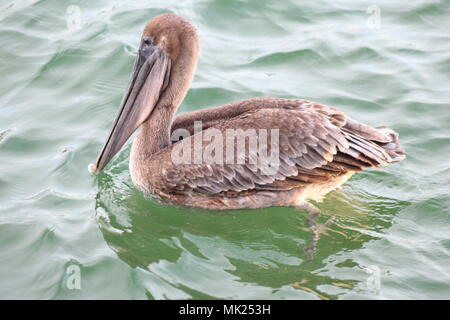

[88,163,99,175]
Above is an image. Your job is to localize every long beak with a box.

[93,40,171,173]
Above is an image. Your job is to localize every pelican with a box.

[92,13,405,212]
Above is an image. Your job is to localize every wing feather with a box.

[161,99,401,194]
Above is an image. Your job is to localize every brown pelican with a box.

[92,13,405,212]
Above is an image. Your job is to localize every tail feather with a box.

[343,118,405,164]
[375,126,405,163]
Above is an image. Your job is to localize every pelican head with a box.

[93,13,199,173]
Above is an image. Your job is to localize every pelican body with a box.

[93,14,405,210]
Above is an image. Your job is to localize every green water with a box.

[1,0,449,300]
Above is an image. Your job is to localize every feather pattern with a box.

[153,98,404,195]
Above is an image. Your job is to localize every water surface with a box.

[1,0,449,299]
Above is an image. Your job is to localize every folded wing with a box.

[162,101,402,194]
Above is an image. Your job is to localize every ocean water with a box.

[1,0,449,299]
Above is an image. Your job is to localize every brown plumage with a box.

[93,14,405,211]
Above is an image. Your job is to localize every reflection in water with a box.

[303,210,335,261]
[94,159,406,299]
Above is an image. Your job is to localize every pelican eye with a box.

[143,37,152,46]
